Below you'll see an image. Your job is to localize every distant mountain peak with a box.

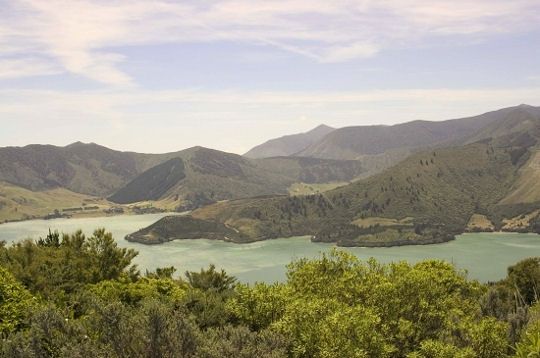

[66,141,100,148]
[184,145,205,151]
[244,124,335,158]
[308,124,334,135]
[310,124,333,131]
[184,145,237,156]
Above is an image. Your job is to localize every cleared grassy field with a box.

[352,216,414,228]
[466,214,495,231]
[288,182,348,196]
[502,210,540,231]
[0,182,129,223]
[0,181,113,223]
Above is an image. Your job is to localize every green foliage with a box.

[508,258,540,305]
[407,340,475,358]
[465,317,509,358]
[84,229,138,282]
[514,329,540,358]
[227,251,510,357]
[481,283,529,345]
[0,267,36,336]
[196,325,289,358]
[274,297,393,357]
[87,278,186,306]
[180,265,238,328]
[146,266,177,279]
[184,287,234,329]
[0,229,138,299]
[227,282,291,330]
[514,303,540,357]
[37,229,61,247]
[1,300,200,358]
[185,264,236,293]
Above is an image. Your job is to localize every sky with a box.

[1,0,540,154]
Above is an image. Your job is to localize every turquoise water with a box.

[1,214,539,283]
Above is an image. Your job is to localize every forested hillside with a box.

[2,229,540,357]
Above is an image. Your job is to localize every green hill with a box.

[0,181,116,223]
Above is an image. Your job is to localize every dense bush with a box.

[1,229,540,357]
[0,267,36,336]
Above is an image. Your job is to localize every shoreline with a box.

[0,210,181,226]
[126,216,540,248]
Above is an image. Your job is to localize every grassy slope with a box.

[288,182,348,196]
[0,181,112,223]
[501,150,540,204]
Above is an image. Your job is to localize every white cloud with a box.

[1,0,540,84]
[320,42,379,63]
[0,58,60,78]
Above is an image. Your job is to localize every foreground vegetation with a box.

[2,229,540,357]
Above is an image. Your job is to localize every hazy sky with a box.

[1,0,540,154]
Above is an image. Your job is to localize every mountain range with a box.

[0,143,364,222]
[245,104,540,176]
[125,104,540,246]
[2,104,540,247]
